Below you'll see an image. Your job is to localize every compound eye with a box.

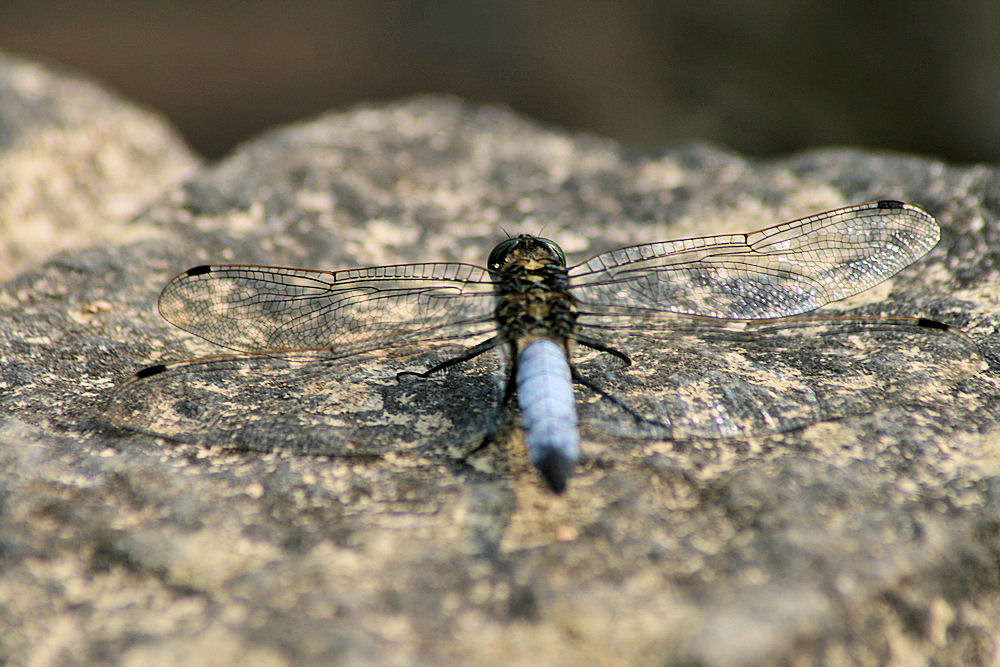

[487,239,520,271]
[536,237,566,266]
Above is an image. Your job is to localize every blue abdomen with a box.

[516,339,579,493]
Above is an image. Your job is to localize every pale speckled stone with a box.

[0,51,199,279]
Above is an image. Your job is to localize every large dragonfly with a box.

[134,200,940,493]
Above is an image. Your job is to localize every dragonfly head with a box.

[488,235,567,273]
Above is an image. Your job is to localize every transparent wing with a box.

[157,262,499,360]
[568,201,939,328]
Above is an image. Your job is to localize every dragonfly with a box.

[130,200,942,493]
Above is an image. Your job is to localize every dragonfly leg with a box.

[396,335,503,381]
[570,367,670,435]
[572,333,632,365]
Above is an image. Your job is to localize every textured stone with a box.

[2,60,1000,665]
[0,51,199,279]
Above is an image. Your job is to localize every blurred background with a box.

[1,1,997,163]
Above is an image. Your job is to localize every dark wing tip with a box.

[186,265,213,276]
[917,317,951,331]
[133,363,168,379]
[533,449,576,494]
[876,199,905,209]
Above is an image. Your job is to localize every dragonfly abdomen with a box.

[516,339,579,493]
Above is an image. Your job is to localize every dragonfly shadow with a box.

[577,318,983,441]
[107,350,506,463]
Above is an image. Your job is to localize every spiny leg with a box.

[396,335,503,381]
[572,333,632,365]
[395,335,512,472]
[456,344,520,462]
[570,366,671,436]
[570,334,673,435]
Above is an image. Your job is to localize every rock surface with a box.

[0,51,199,279]
[2,57,1000,665]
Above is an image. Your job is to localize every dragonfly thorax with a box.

[490,235,578,348]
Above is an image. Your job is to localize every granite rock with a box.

[2,60,1000,665]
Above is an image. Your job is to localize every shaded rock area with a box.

[3,55,1000,665]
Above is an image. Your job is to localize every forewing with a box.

[569,201,940,327]
[157,262,499,359]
